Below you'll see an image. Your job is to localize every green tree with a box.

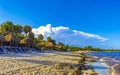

[28,32,35,47]
[33,38,38,47]
[94,48,100,51]
[1,21,14,46]
[47,36,52,42]
[23,25,32,36]
[51,39,56,45]
[1,21,14,34]
[84,46,93,51]
[14,24,23,33]
[38,34,44,41]
[58,42,64,46]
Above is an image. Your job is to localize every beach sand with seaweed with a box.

[0,51,97,75]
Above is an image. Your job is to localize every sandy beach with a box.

[0,51,82,75]
[0,51,100,75]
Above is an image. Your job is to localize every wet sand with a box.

[92,61,110,75]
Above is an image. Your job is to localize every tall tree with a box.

[13,25,23,46]
[58,42,64,46]
[1,21,14,34]
[23,25,31,36]
[51,39,56,45]
[33,38,38,47]
[1,21,14,46]
[28,32,34,47]
[14,24,23,33]
[47,36,52,42]
[38,34,44,41]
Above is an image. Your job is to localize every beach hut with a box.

[19,37,29,47]
[45,42,54,50]
[4,34,16,46]
[56,45,62,49]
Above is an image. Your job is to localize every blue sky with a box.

[0,0,120,49]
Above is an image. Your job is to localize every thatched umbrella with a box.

[45,42,54,50]
[4,34,20,46]
[19,37,29,46]
[4,34,16,46]
[4,34,13,42]
[56,45,62,49]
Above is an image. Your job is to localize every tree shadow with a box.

[55,52,79,57]
[0,52,46,58]
[64,58,80,61]
[21,59,57,66]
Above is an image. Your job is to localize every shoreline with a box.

[100,57,120,75]
[86,52,111,75]
[92,60,110,75]
[88,52,120,75]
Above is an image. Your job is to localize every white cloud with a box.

[73,30,108,41]
[32,24,53,36]
[32,24,109,47]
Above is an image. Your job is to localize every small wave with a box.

[100,57,119,67]
[88,52,120,75]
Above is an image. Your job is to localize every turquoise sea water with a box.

[87,52,120,62]
[87,52,120,74]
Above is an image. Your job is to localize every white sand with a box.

[0,51,81,75]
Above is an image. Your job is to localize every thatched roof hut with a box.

[4,34,20,43]
[45,42,54,48]
[4,34,14,42]
[19,37,29,44]
[55,45,62,49]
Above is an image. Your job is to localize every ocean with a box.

[87,52,120,63]
[87,52,120,75]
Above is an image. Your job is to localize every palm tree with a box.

[33,38,38,47]
[39,40,46,50]
[0,34,5,47]
[14,24,23,34]
[23,25,32,36]
[46,36,56,50]
[1,21,14,35]
[13,24,23,46]
[58,42,64,46]
[23,25,32,47]
[28,32,34,48]
[1,21,14,46]
[51,39,56,45]
[47,36,52,42]
[38,34,43,41]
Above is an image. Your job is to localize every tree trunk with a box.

[10,40,12,46]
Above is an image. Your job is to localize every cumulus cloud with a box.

[32,24,108,47]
